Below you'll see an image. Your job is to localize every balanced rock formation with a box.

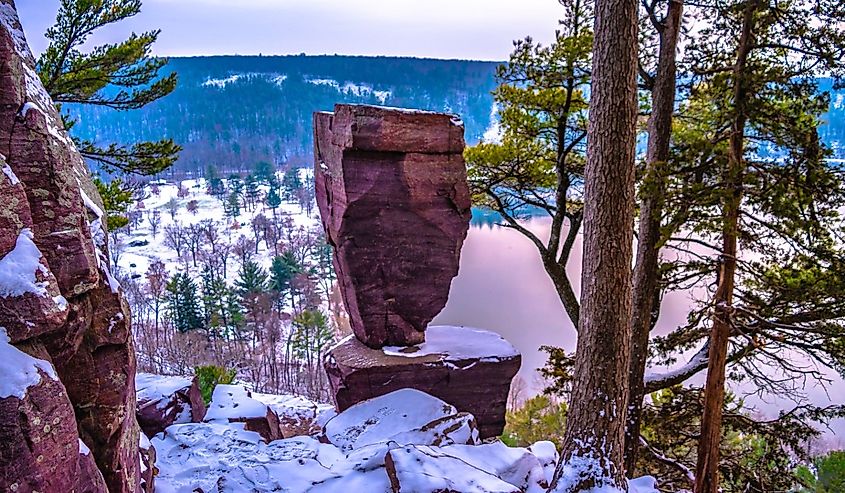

[0,2,140,491]
[325,325,520,438]
[313,104,471,348]
[136,372,208,438]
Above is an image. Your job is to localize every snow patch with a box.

[79,188,104,219]
[2,164,19,185]
[78,438,91,456]
[0,228,49,298]
[205,384,269,422]
[0,3,34,60]
[382,325,519,362]
[0,326,58,399]
[202,74,242,88]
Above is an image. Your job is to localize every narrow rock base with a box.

[324,325,521,438]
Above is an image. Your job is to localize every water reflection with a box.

[434,216,845,439]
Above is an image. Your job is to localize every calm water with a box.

[433,217,845,440]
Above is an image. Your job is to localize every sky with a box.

[18,0,563,61]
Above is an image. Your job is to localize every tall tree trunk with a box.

[548,0,638,488]
[694,2,756,491]
[624,0,684,473]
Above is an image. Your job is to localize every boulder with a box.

[313,104,471,348]
[0,333,107,493]
[385,445,522,493]
[441,441,549,493]
[136,372,207,437]
[205,384,282,441]
[325,325,521,438]
[323,388,479,452]
[252,391,335,438]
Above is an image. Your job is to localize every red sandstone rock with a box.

[313,104,471,348]
[0,339,108,493]
[136,373,208,438]
[0,4,140,492]
[324,326,521,439]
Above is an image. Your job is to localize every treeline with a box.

[64,55,500,177]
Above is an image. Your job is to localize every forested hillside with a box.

[65,55,500,175]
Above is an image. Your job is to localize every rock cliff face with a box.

[313,104,471,348]
[0,2,141,491]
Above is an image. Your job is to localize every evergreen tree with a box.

[165,272,203,333]
[266,187,282,219]
[38,0,180,175]
[253,161,276,184]
[244,174,260,211]
[235,260,269,298]
[282,168,303,200]
[291,309,334,367]
[465,0,592,327]
[93,176,133,230]
[269,252,301,308]
[224,191,240,220]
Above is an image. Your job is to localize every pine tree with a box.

[165,272,203,333]
[244,174,260,211]
[269,252,301,309]
[93,177,133,230]
[224,191,240,220]
[266,187,282,219]
[235,260,269,298]
[38,0,180,175]
[253,161,276,184]
[465,0,593,328]
[282,168,303,200]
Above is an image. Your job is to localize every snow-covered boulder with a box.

[385,444,522,493]
[441,441,549,493]
[253,391,335,438]
[135,372,206,438]
[205,384,282,441]
[323,388,479,452]
[528,440,559,486]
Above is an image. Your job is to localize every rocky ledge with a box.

[324,325,521,438]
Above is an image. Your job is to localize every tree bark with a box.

[624,0,684,474]
[548,0,639,488]
[694,2,757,491]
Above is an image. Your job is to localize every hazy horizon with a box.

[18,0,562,61]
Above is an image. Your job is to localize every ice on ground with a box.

[0,228,49,299]
[0,326,57,399]
[382,325,519,362]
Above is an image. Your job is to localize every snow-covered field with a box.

[114,173,318,283]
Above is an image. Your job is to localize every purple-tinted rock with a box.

[136,373,208,438]
[313,104,471,348]
[324,325,521,438]
[0,4,140,492]
[0,340,108,493]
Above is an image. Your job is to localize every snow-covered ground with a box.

[145,382,660,493]
[114,173,318,283]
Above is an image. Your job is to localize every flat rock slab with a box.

[324,325,520,438]
[313,104,471,348]
[136,373,207,438]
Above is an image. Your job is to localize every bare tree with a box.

[163,223,187,260]
[166,196,179,219]
[148,210,161,238]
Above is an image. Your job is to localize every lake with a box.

[433,216,845,441]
